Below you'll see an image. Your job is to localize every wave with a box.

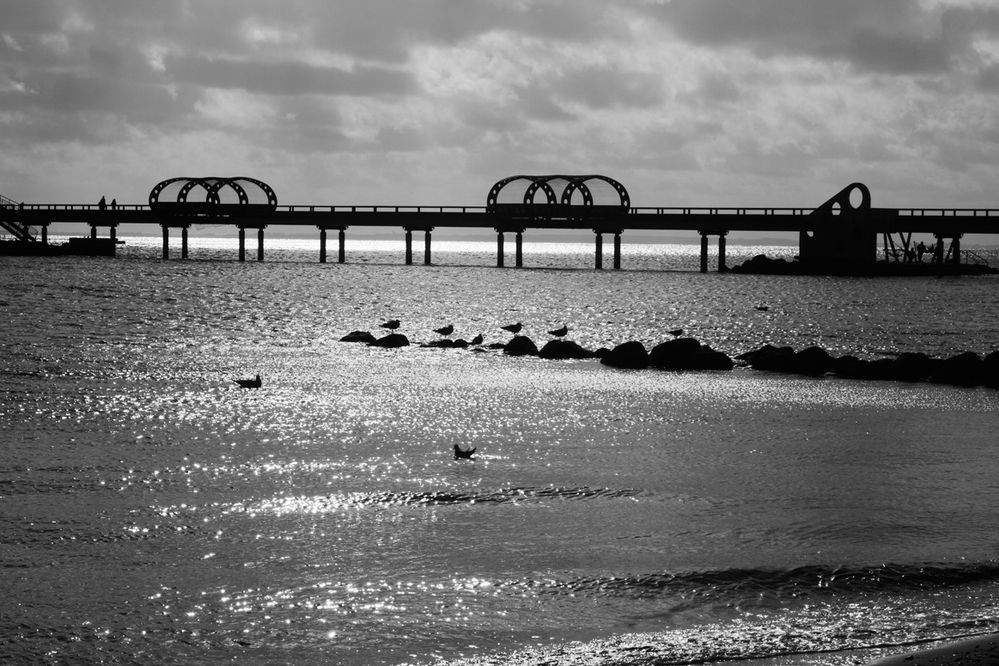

[349,485,643,507]
[537,561,999,601]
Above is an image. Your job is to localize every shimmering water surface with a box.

[2,238,998,665]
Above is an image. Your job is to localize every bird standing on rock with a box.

[434,324,454,336]
[380,319,401,330]
[470,333,484,345]
[501,322,522,334]
[548,325,568,337]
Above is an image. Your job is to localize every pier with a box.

[2,176,998,272]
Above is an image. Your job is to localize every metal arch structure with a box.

[149,176,278,211]
[486,174,630,212]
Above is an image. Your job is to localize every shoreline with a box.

[867,633,999,665]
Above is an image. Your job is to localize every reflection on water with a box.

[1,241,998,664]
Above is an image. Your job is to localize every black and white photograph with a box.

[2,2,999,664]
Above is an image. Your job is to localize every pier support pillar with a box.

[700,233,709,273]
[162,225,170,260]
[595,233,604,270]
[718,232,727,272]
[515,231,523,268]
[41,224,48,245]
[613,232,622,270]
[257,228,265,262]
[497,232,505,268]
[238,227,246,262]
[951,236,961,264]
[319,228,327,263]
[91,224,98,240]
[933,234,945,264]
[405,229,413,265]
[338,229,346,263]
[181,226,189,260]
[424,230,432,265]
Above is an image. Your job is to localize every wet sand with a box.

[867,633,999,665]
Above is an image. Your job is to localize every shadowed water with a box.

[1,239,998,664]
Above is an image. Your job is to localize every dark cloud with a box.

[647,0,998,76]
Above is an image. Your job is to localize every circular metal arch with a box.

[149,176,278,208]
[487,174,629,209]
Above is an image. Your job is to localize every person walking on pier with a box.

[98,196,106,211]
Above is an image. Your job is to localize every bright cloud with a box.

[1,0,998,209]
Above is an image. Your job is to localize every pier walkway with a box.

[2,176,998,272]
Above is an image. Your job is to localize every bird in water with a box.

[548,324,568,337]
[234,373,262,389]
[500,322,522,334]
[453,444,476,460]
[668,328,684,337]
[434,324,454,336]
[380,319,401,330]
[470,333,484,345]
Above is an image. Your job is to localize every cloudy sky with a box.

[2,0,999,211]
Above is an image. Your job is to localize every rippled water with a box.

[1,238,998,665]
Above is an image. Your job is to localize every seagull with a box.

[453,444,476,460]
[668,328,684,337]
[380,319,401,330]
[548,324,568,337]
[434,324,454,336]
[234,373,262,389]
[501,322,522,334]
[470,333,484,345]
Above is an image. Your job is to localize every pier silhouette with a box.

[2,176,998,273]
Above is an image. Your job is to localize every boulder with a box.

[984,351,999,389]
[600,341,649,369]
[504,335,539,356]
[695,349,735,371]
[369,333,410,348]
[792,346,833,375]
[650,338,733,371]
[930,351,984,387]
[742,344,795,373]
[890,352,933,382]
[421,339,456,348]
[340,330,376,344]
[539,340,592,360]
[649,338,702,369]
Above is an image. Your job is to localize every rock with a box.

[930,351,984,387]
[487,342,507,350]
[649,338,732,371]
[504,335,539,356]
[539,340,592,360]
[984,351,999,389]
[600,341,649,369]
[340,330,376,344]
[792,346,833,375]
[890,352,933,382]
[695,349,734,371]
[742,344,795,373]
[369,333,409,348]
[452,339,469,349]
[649,338,701,369]
[421,339,455,348]
[593,348,610,359]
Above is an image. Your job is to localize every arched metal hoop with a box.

[149,177,278,209]
[487,174,630,210]
[815,182,871,214]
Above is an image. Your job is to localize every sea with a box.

[2,235,998,665]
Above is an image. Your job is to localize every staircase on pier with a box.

[0,192,37,241]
